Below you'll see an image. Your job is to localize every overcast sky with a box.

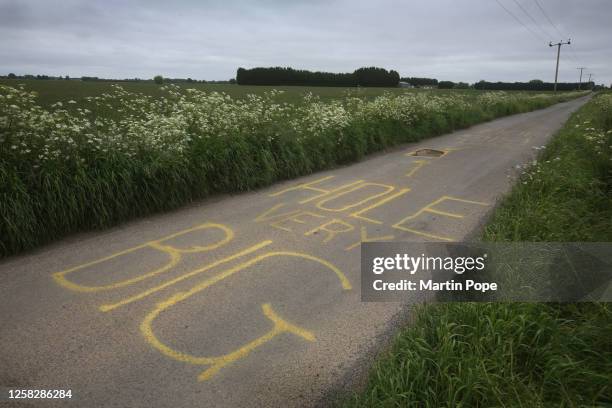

[1,0,610,84]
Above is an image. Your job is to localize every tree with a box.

[7,73,16,79]
[400,77,438,87]
[438,81,455,89]
[153,75,164,84]
[236,66,398,87]
[354,67,399,87]
[455,82,470,89]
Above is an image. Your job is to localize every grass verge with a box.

[0,86,586,257]
[340,93,612,407]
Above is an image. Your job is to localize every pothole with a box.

[410,148,446,157]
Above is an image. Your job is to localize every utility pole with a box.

[549,39,571,91]
[587,73,592,89]
[576,67,585,90]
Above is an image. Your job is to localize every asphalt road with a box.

[0,96,589,407]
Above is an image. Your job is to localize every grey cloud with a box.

[1,0,610,84]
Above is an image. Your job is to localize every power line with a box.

[496,0,582,80]
[495,0,546,43]
[532,0,580,64]
[511,0,554,40]
[533,0,565,38]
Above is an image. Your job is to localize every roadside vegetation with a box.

[0,84,585,256]
[341,93,612,407]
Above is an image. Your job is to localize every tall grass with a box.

[341,93,612,407]
[0,84,586,256]
[484,92,612,241]
[342,303,610,407]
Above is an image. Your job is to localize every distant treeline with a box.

[2,72,603,90]
[1,73,233,84]
[80,77,235,84]
[400,77,438,86]
[474,80,594,91]
[236,67,400,87]
[3,73,72,80]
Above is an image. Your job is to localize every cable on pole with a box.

[495,0,546,42]
[533,0,565,38]
[511,0,554,40]
[532,0,580,64]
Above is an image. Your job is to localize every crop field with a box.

[0,78,557,106]
[0,79,429,106]
[0,82,587,256]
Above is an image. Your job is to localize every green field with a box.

[0,78,560,107]
[0,79,430,106]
